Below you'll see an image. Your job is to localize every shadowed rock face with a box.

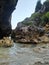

[39,1,49,13]
[0,0,18,38]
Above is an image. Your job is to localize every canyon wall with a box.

[0,0,18,38]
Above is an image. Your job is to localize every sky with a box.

[11,0,46,29]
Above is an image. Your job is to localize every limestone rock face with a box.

[40,1,49,13]
[11,26,45,43]
[0,0,18,38]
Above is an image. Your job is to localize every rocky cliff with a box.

[0,0,18,38]
[16,0,49,28]
[11,0,49,44]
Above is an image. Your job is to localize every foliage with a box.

[46,12,49,19]
[30,12,41,21]
[18,0,49,27]
[41,12,49,25]
[21,18,33,26]
[22,22,33,26]
[46,0,49,1]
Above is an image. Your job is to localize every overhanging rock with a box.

[0,0,18,38]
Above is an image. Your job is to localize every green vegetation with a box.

[22,18,33,26]
[30,12,41,20]
[41,12,49,25]
[20,0,49,27]
[46,0,49,1]
[22,21,33,26]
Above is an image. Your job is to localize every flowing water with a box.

[0,43,49,65]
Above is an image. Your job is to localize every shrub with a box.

[30,12,41,21]
[23,22,33,26]
[41,12,49,25]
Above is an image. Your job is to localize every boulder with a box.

[0,37,13,47]
[11,25,45,44]
[33,61,49,65]
[39,35,49,43]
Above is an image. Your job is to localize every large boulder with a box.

[0,0,18,38]
[11,25,45,43]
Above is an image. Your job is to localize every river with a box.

[0,43,49,65]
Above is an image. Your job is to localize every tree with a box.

[46,0,49,1]
[35,0,42,12]
[41,12,49,25]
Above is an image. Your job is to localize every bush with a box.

[41,12,49,25]
[23,22,33,26]
[30,12,41,21]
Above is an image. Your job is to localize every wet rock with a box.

[33,61,49,65]
[0,37,13,47]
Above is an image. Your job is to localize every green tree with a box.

[46,0,49,1]
[41,12,49,25]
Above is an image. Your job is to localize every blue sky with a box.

[11,0,46,29]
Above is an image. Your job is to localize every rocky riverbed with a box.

[0,43,49,65]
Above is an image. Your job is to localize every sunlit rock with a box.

[0,37,13,47]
